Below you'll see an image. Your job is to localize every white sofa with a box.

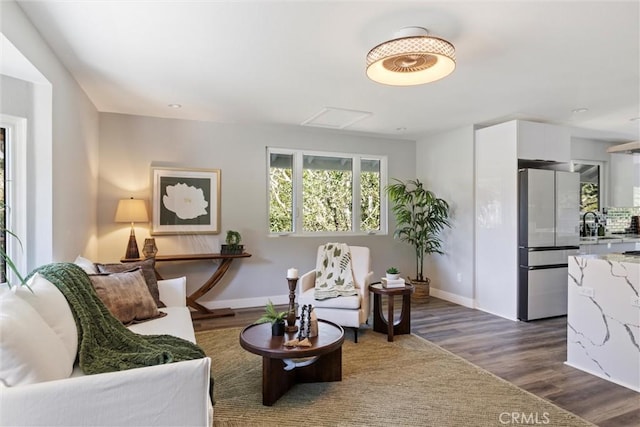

[0,275,213,427]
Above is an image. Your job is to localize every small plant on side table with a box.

[386,267,400,280]
[255,299,288,336]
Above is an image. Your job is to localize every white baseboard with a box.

[199,294,289,310]
[429,287,474,308]
[474,305,519,322]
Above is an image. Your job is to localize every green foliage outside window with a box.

[360,171,380,231]
[269,166,293,233]
[268,150,383,234]
[580,182,599,213]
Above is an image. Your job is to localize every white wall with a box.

[416,126,475,307]
[1,1,100,266]
[475,122,519,320]
[98,113,416,308]
[609,153,638,207]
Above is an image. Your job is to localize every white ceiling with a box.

[14,0,640,142]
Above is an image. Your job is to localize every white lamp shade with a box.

[114,198,149,223]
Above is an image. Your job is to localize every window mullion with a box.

[293,151,303,233]
[352,156,361,232]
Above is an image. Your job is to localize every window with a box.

[0,116,27,285]
[572,161,603,213]
[268,148,387,235]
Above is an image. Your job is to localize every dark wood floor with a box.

[193,297,639,427]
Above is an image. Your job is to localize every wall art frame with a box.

[150,166,221,235]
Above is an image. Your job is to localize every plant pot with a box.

[221,244,244,255]
[271,321,285,336]
[410,278,431,301]
[386,273,400,280]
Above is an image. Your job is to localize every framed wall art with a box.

[150,167,221,235]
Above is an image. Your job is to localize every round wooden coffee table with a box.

[239,319,344,406]
[369,282,414,342]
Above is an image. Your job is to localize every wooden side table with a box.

[123,252,251,319]
[369,282,414,342]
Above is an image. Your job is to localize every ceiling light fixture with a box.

[366,26,456,86]
[168,103,182,109]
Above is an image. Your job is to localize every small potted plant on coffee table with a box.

[255,300,288,336]
[386,267,400,280]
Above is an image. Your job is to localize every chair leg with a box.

[354,327,358,343]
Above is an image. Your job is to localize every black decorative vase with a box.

[271,321,285,336]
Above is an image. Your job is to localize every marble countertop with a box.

[579,234,640,245]
[574,252,640,264]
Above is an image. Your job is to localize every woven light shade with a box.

[366,27,455,86]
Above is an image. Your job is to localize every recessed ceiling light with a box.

[168,104,182,109]
[571,108,589,113]
[396,127,407,132]
[630,117,640,122]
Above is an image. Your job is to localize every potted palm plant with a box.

[385,178,451,300]
[255,299,288,336]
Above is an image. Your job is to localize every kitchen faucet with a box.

[582,211,598,237]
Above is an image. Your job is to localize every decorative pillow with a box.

[73,255,99,274]
[96,258,165,308]
[0,288,74,386]
[89,268,166,325]
[16,273,78,362]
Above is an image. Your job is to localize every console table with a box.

[123,252,251,319]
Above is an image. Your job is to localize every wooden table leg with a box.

[262,357,295,406]
[372,293,387,334]
[387,293,395,342]
[261,347,342,406]
[395,292,412,335]
[187,258,236,319]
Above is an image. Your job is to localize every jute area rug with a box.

[196,328,593,427]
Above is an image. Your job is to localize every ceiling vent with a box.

[301,107,372,129]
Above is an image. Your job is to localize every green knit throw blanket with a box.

[31,263,207,374]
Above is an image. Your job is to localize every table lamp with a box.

[115,197,149,259]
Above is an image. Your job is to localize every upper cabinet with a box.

[516,120,571,162]
[610,153,640,207]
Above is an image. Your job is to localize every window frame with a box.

[267,147,388,237]
[571,159,606,213]
[0,115,28,285]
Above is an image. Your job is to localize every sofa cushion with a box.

[299,287,361,309]
[16,273,78,361]
[0,288,74,386]
[89,268,166,325]
[128,306,196,343]
[96,258,165,308]
[156,276,187,308]
[73,255,99,274]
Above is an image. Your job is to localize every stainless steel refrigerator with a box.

[518,168,580,321]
